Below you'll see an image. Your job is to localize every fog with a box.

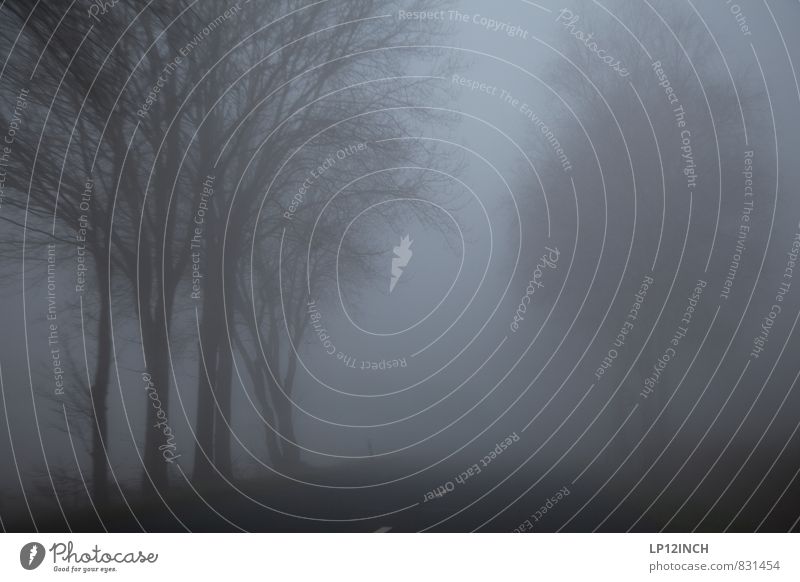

[0,0,799,532]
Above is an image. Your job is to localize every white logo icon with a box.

[20,542,45,570]
[390,235,413,293]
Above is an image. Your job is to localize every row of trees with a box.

[0,0,454,520]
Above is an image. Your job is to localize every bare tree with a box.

[0,0,457,505]
[525,0,767,465]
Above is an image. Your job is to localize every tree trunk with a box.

[141,310,171,493]
[213,349,233,478]
[90,277,111,507]
[275,394,300,467]
[192,324,218,484]
[256,371,285,467]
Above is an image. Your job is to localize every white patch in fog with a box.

[389,235,413,293]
